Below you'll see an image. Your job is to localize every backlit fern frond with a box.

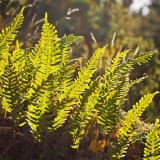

[143,119,160,160]
[27,75,54,140]
[57,34,82,92]
[29,13,60,73]
[59,34,82,48]
[27,13,61,99]
[104,51,154,82]
[97,75,129,134]
[96,51,155,134]
[0,7,24,78]
[53,46,106,131]
[0,7,24,47]
[107,92,159,160]
[21,48,35,93]
[133,52,155,64]
[98,75,147,134]
[65,46,106,100]
[11,41,33,99]
[1,56,25,126]
[107,50,130,73]
[95,51,131,131]
[0,9,159,158]
[69,50,152,149]
[69,78,100,148]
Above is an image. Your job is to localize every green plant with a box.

[0,7,159,159]
[143,119,160,160]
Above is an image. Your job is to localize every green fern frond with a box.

[52,99,73,130]
[57,34,82,92]
[53,46,106,131]
[69,50,152,149]
[69,78,100,148]
[29,13,60,73]
[1,56,25,125]
[27,13,61,99]
[143,119,160,160]
[0,7,24,79]
[80,77,100,106]
[59,34,82,48]
[97,75,129,134]
[21,48,35,93]
[65,45,107,100]
[103,51,154,83]
[108,92,159,160]
[107,50,130,73]
[27,76,54,140]
[133,51,155,65]
[95,51,155,136]
[0,9,158,158]
[0,7,24,47]
[93,51,134,134]
[10,42,35,99]
[52,35,82,132]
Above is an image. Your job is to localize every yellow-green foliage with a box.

[107,92,159,160]
[143,120,160,160]
[0,7,159,159]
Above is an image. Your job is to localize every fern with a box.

[64,46,106,100]
[0,9,159,159]
[69,50,155,149]
[143,120,160,160]
[107,92,159,160]
[27,75,54,139]
[0,7,24,47]
[0,7,24,79]
[69,78,100,148]
[96,51,154,131]
[57,34,82,92]
[25,13,63,139]
[52,46,106,131]
[1,55,24,125]
[27,13,60,100]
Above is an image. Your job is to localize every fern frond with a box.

[1,56,25,125]
[143,119,160,160]
[0,7,24,47]
[27,76,54,140]
[108,92,159,160]
[29,13,60,73]
[59,34,82,48]
[53,46,106,131]
[65,46,106,100]
[27,13,61,99]
[69,50,152,149]
[0,7,24,79]
[96,51,155,136]
[57,34,82,92]
[69,78,100,148]
[10,42,35,99]
[21,48,35,93]
[97,75,129,134]
[133,51,154,65]
[107,50,130,73]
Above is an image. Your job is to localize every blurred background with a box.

[0,0,160,122]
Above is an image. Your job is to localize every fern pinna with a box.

[0,7,159,159]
